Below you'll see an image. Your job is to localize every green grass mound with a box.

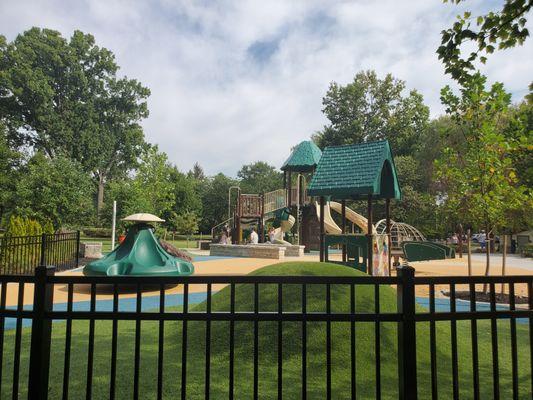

[0,262,530,399]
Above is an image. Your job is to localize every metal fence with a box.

[0,231,80,275]
[0,266,531,399]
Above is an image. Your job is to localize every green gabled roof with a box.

[281,141,322,172]
[307,140,401,200]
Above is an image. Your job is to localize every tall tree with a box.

[313,70,429,155]
[0,28,150,218]
[188,162,206,181]
[438,0,532,91]
[237,161,282,194]
[435,74,531,275]
[198,173,238,232]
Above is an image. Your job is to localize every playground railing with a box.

[0,265,531,399]
[263,188,287,214]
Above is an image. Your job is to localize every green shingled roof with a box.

[281,141,322,172]
[307,140,401,200]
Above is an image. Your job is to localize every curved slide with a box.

[314,202,342,234]
[315,202,376,234]
[273,214,296,245]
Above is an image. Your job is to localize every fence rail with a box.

[0,231,80,275]
[0,266,531,399]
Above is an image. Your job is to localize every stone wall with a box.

[210,244,285,259]
[257,244,305,257]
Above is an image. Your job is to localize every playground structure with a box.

[375,220,425,248]
[84,214,194,277]
[211,139,451,271]
[307,140,401,275]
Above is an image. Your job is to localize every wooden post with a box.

[367,195,373,275]
[287,171,292,208]
[260,193,265,243]
[319,196,325,262]
[236,195,241,244]
[385,198,391,276]
[467,229,472,276]
[341,199,347,263]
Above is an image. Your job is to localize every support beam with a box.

[367,195,373,275]
[319,196,325,262]
[386,198,391,276]
[287,171,292,208]
[341,199,347,263]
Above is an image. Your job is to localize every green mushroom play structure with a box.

[83,213,194,277]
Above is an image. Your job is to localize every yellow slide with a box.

[315,201,377,234]
[314,202,342,234]
[329,201,377,234]
[273,214,296,245]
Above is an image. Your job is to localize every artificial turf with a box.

[0,262,531,399]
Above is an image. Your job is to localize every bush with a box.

[522,243,533,258]
[82,227,112,238]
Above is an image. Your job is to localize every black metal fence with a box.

[0,231,80,275]
[0,266,531,399]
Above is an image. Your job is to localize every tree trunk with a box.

[97,173,105,222]
[467,229,472,276]
[458,224,463,258]
[500,234,507,295]
[483,226,491,293]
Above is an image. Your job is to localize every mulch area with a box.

[442,290,530,305]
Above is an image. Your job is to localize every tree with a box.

[0,122,20,215]
[435,74,531,278]
[168,168,202,217]
[237,161,282,194]
[169,212,199,236]
[0,28,150,219]
[13,153,95,228]
[313,70,430,155]
[188,162,206,181]
[438,0,531,87]
[198,173,238,232]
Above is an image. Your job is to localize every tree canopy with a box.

[0,28,150,217]
[313,70,430,156]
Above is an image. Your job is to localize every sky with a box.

[1,0,531,176]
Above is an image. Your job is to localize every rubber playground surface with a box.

[2,251,532,308]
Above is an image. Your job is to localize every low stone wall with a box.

[80,242,103,259]
[210,244,285,259]
[257,243,305,257]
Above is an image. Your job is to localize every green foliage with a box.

[169,212,199,236]
[168,168,202,217]
[438,0,532,94]
[435,73,531,234]
[5,215,45,237]
[82,227,113,238]
[0,28,150,217]
[237,161,282,194]
[13,153,94,228]
[198,173,238,232]
[313,70,430,156]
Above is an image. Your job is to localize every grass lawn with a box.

[0,262,531,399]
[80,236,199,254]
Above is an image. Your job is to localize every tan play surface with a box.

[3,253,532,307]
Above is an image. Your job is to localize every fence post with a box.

[76,230,81,267]
[397,264,417,400]
[40,233,47,266]
[28,265,55,400]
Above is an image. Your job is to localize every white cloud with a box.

[1,0,531,175]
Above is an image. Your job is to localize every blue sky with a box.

[1,0,531,176]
